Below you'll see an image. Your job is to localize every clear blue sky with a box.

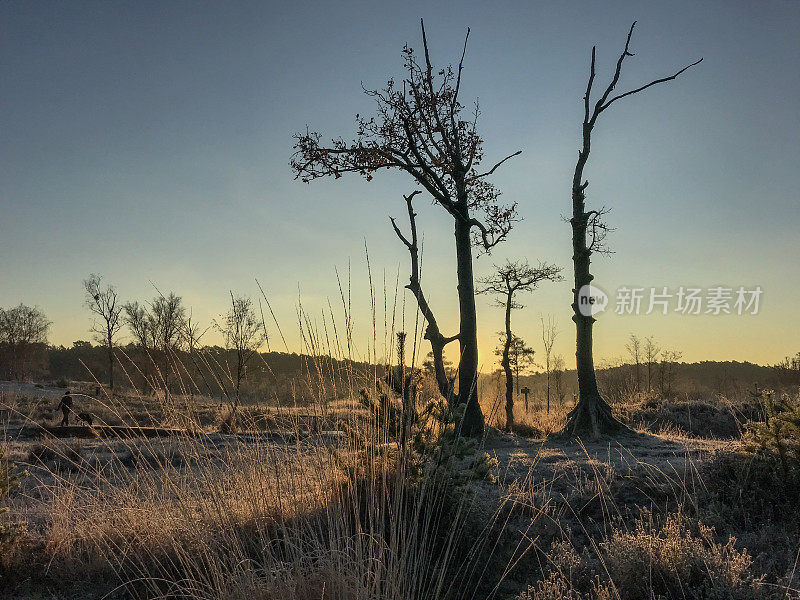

[1,1,798,368]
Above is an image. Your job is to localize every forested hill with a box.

[512,359,796,403]
[13,342,796,403]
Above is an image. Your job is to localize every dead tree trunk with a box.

[562,22,701,438]
[502,292,514,431]
[391,192,458,403]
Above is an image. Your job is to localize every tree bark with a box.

[546,370,550,415]
[454,205,484,436]
[107,338,114,391]
[502,292,514,431]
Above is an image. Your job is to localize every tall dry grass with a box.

[1,273,530,600]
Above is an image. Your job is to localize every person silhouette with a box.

[56,390,74,426]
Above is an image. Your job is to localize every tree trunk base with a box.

[558,393,629,439]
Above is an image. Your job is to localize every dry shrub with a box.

[626,396,749,439]
[700,450,800,588]
[1,446,26,550]
[520,514,764,600]
[27,438,84,469]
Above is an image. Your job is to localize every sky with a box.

[1,0,798,370]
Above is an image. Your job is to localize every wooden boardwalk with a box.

[3,423,344,444]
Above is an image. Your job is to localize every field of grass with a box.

[1,374,799,599]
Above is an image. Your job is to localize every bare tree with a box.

[478,260,561,431]
[292,22,521,436]
[151,293,186,401]
[182,310,209,401]
[123,292,186,399]
[123,301,153,349]
[658,349,682,397]
[0,304,50,380]
[563,23,701,437]
[541,315,559,414]
[625,333,642,395]
[217,293,266,409]
[644,335,661,392]
[83,274,123,391]
[552,355,567,405]
[390,191,456,404]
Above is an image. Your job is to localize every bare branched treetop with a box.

[290,19,520,252]
[217,293,266,357]
[123,293,186,352]
[477,260,563,308]
[84,274,123,342]
[0,304,50,345]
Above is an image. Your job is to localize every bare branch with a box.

[600,58,703,111]
[584,46,596,124]
[469,150,522,181]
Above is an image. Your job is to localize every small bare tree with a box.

[644,335,661,392]
[123,292,186,399]
[478,260,561,431]
[541,315,559,414]
[217,293,266,409]
[552,355,567,405]
[123,301,153,349]
[83,274,123,391]
[182,310,209,401]
[563,22,701,437]
[0,304,50,380]
[390,191,456,404]
[625,334,643,395]
[658,349,683,397]
[292,22,522,436]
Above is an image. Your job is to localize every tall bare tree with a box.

[217,293,266,409]
[540,316,559,414]
[84,274,123,391]
[292,22,521,436]
[563,23,701,437]
[0,304,50,380]
[478,260,561,431]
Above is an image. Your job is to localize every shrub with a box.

[518,514,764,600]
[216,405,239,433]
[744,389,800,475]
[0,447,26,548]
[628,396,748,438]
[27,439,84,469]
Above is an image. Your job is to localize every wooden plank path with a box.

[3,423,345,444]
